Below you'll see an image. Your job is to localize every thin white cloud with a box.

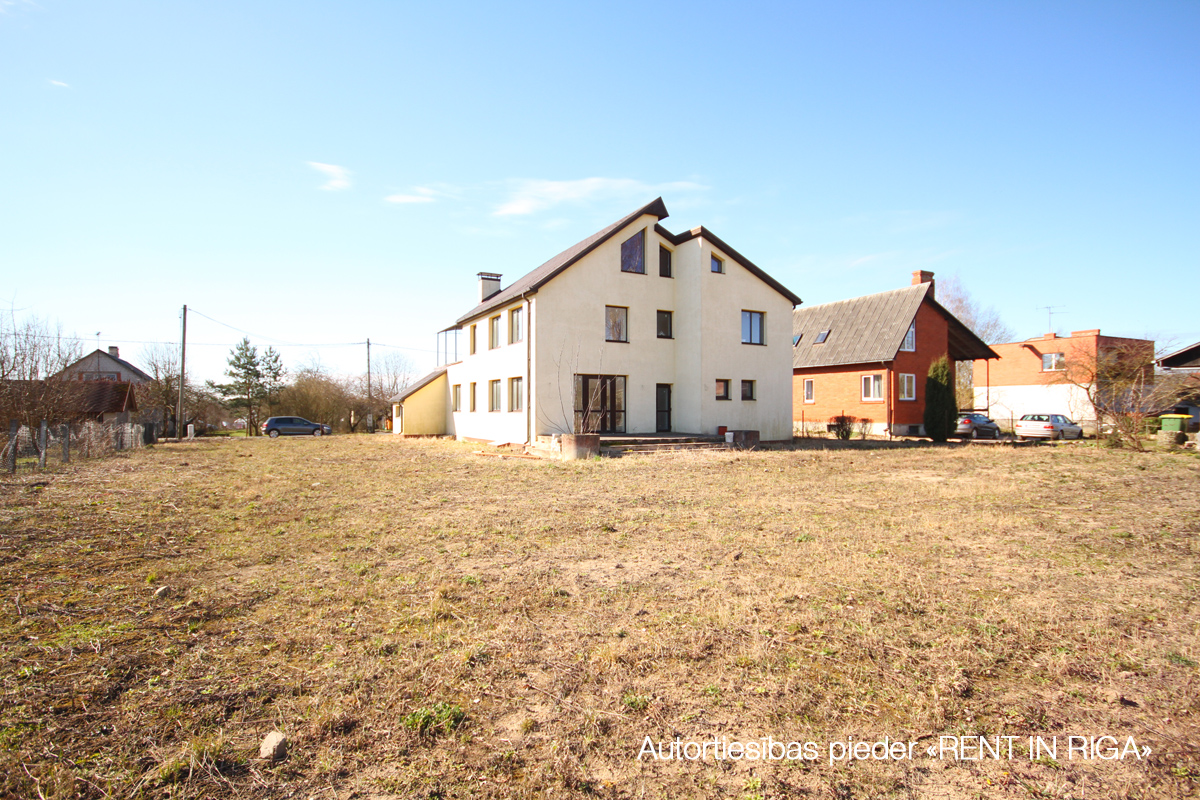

[494,178,708,216]
[48,79,69,88]
[306,161,350,191]
[384,186,443,204]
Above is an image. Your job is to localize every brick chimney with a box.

[911,271,934,298]
[108,346,120,358]
[478,272,502,302]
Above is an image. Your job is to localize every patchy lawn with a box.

[1,436,1198,799]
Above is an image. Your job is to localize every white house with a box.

[57,347,152,384]
[393,198,802,443]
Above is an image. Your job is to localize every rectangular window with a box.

[469,382,476,412]
[469,324,477,355]
[489,315,501,349]
[489,379,501,412]
[657,310,673,339]
[659,246,672,277]
[452,384,461,412]
[1043,352,1065,371]
[509,307,523,344]
[741,310,765,345]
[862,374,884,401]
[741,380,756,401]
[605,306,628,342]
[509,377,523,411]
[711,254,724,273]
[621,229,645,273]
[715,379,731,400]
[899,373,916,401]
[814,329,830,344]
[803,378,814,403]
[901,322,916,352]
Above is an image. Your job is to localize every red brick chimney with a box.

[911,271,934,298]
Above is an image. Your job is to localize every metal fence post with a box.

[38,421,47,469]
[6,421,16,474]
[61,424,70,464]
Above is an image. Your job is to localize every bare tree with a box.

[0,311,82,430]
[936,275,1016,409]
[278,363,351,432]
[1055,338,1187,450]
[137,343,180,434]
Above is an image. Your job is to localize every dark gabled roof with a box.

[792,283,997,369]
[1158,341,1200,370]
[63,349,153,382]
[76,381,138,415]
[392,366,448,403]
[453,198,800,326]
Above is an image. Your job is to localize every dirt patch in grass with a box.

[1,437,1198,798]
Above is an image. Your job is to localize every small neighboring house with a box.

[393,198,803,443]
[1156,341,1200,430]
[972,329,1155,432]
[0,380,138,424]
[72,381,140,423]
[57,347,152,384]
[791,271,998,436]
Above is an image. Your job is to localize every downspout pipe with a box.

[523,292,532,447]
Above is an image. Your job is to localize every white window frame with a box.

[900,322,916,352]
[861,374,884,401]
[509,307,523,344]
[452,384,461,412]
[489,315,501,349]
[899,373,916,401]
[1042,352,1065,371]
[489,379,501,412]
[803,378,814,404]
[509,377,523,412]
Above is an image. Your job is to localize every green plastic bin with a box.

[1159,414,1190,433]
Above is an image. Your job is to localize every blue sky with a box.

[2,0,1197,383]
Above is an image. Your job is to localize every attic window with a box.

[621,230,645,274]
[814,330,830,344]
[792,334,802,347]
[900,322,916,352]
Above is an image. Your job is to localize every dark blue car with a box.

[261,417,332,438]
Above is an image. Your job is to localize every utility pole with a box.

[176,305,187,442]
[366,338,373,433]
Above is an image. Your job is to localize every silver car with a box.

[1015,414,1084,441]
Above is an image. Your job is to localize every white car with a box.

[1015,414,1084,441]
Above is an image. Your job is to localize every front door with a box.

[574,374,626,433]
[656,384,671,432]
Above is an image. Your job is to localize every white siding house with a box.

[395,198,802,443]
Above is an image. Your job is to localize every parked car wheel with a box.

[312,429,322,437]
[268,430,279,439]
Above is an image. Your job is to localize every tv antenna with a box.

[1036,306,1065,332]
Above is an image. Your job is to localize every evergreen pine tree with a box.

[207,337,266,434]
[923,354,956,442]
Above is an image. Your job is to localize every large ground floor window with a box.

[574,374,626,433]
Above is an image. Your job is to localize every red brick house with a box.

[792,272,997,436]
[972,329,1155,432]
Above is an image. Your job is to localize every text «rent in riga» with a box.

[637,735,1151,765]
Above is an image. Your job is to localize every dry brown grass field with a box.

[1,435,1198,799]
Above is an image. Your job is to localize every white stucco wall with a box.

[446,301,531,443]
[529,214,795,441]
[974,383,1097,430]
